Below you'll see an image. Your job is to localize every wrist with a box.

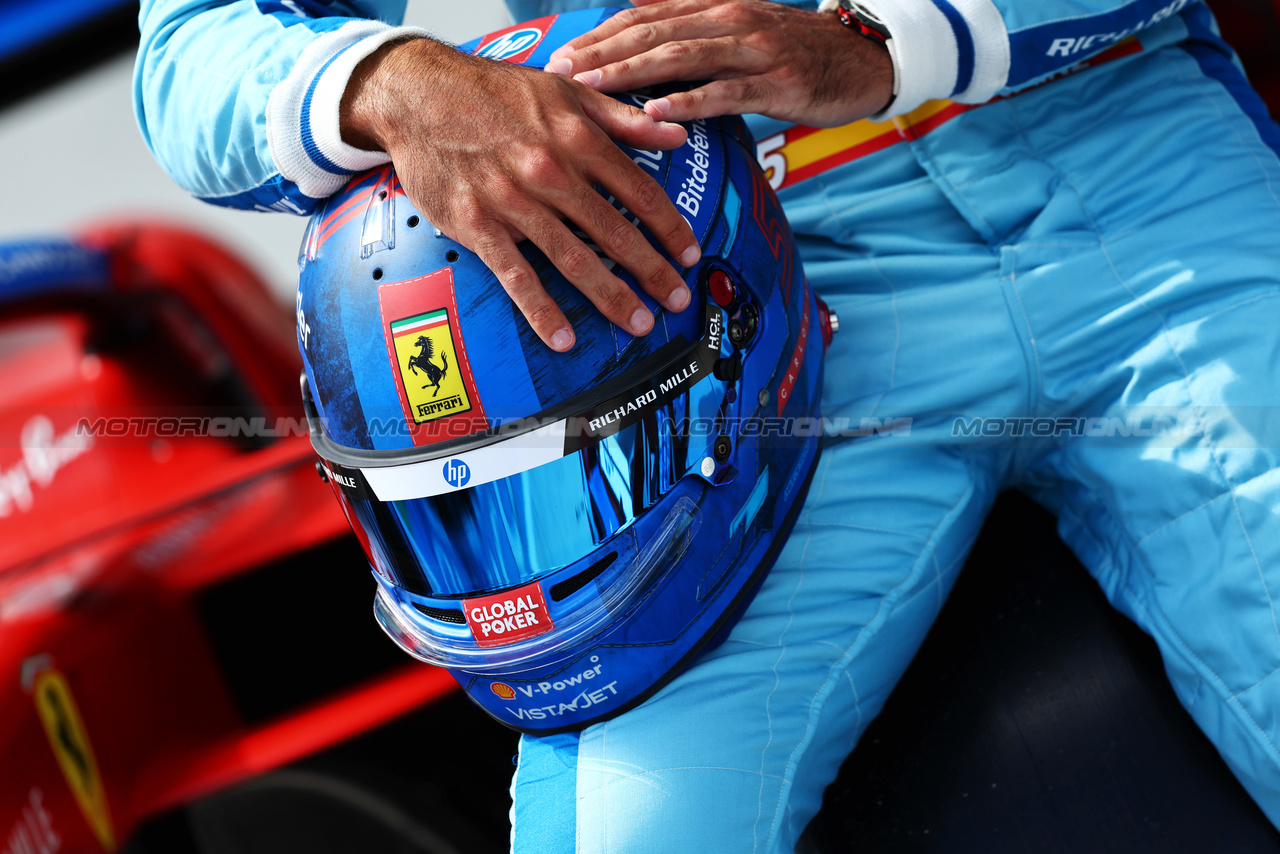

[819,0,897,118]
[817,2,897,119]
[342,37,450,152]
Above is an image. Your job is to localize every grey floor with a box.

[0,1,512,303]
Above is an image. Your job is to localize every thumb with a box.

[578,88,689,150]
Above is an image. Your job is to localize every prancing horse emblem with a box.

[407,335,449,397]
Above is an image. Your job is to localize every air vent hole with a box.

[550,552,619,602]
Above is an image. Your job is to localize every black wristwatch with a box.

[830,0,891,45]
[820,0,897,113]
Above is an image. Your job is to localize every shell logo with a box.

[491,682,516,700]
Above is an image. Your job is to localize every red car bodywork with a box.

[0,224,455,853]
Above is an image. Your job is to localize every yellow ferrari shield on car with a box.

[33,668,116,852]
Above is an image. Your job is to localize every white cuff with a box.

[841,0,1008,118]
[267,23,431,201]
[946,0,1010,104]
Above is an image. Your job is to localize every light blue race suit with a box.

[136,0,1280,850]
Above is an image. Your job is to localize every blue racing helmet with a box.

[297,8,836,734]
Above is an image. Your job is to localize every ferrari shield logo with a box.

[33,668,116,852]
[378,267,487,446]
[390,309,473,424]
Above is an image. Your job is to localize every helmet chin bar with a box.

[371,497,701,674]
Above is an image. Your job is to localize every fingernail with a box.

[667,285,691,311]
[647,98,671,116]
[551,328,575,351]
[678,244,701,267]
[658,121,685,132]
[630,307,654,335]
[574,69,602,87]
[545,58,573,75]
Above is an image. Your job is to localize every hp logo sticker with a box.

[443,459,471,489]
[476,27,543,61]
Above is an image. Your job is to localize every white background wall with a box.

[0,1,512,302]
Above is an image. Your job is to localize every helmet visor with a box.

[327,408,715,599]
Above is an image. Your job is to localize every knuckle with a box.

[499,265,538,297]
[711,2,750,25]
[736,78,764,104]
[577,44,605,68]
[641,261,675,295]
[524,301,559,332]
[457,201,491,234]
[561,118,597,150]
[612,57,636,79]
[594,280,633,317]
[559,245,598,281]
[748,30,781,53]
[628,175,664,216]
[772,62,801,86]
[662,39,695,62]
[665,215,694,246]
[634,21,661,48]
[521,149,565,185]
[605,219,639,255]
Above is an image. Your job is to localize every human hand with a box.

[340,38,701,352]
[543,0,894,128]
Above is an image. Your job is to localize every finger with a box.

[570,183,692,313]
[643,76,777,122]
[467,223,577,351]
[552,15,738,81]
[577,86,688,151]
[547,0,714,63]
[515,203,658,337]
[576,100,702,268]
[572,37,760,93]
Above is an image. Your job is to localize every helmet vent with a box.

[550,552,619,602]
[412,603,466,624]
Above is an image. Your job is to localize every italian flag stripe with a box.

[391,309,448,336]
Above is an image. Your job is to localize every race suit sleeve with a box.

[828,0,1205,118]
[134,0,429,213]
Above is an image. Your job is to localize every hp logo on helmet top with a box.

[477,28,543,60]
[443,459,471,488]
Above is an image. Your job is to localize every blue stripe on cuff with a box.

[928,0,975,96]
[301,44,358,177]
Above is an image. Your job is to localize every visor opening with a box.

[550,552,619,602]
[412,603,466,624]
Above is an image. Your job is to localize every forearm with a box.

[134,0,426,212]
